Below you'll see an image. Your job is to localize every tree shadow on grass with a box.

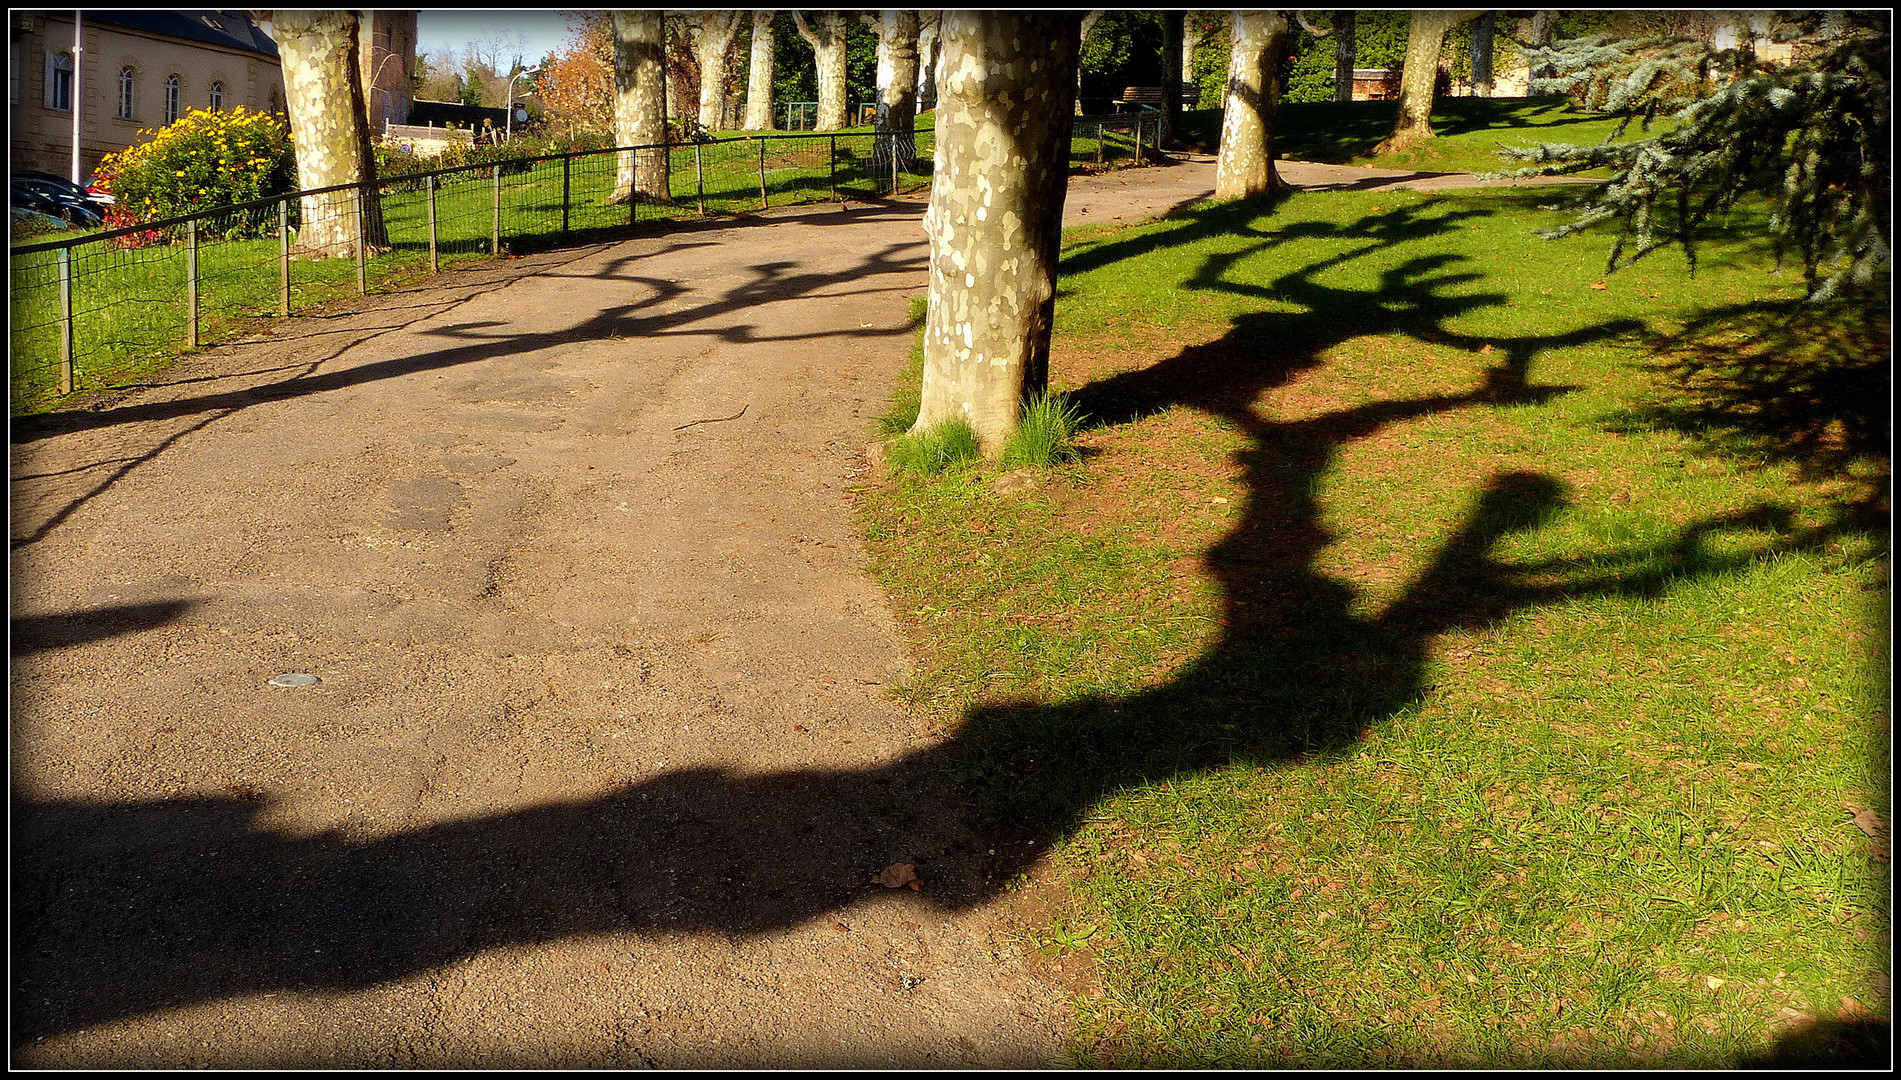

[10,193,1877,1060]
[1607,293,1892,526]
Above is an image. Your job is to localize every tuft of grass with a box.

[1000,392,1086,470]
[886,416,982,476]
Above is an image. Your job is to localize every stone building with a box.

[9,10,284,179]
[10,10,418,182]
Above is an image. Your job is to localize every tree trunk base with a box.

[1370,129,1433,157]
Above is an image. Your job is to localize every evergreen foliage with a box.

[1494,13,1890,300]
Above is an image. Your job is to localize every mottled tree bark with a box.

[1214,11,1290,201]
[1159,11,1184,148]
[742,10,775,130]
[872,10,920,170]
[793,11,849,131]
[688,11,742,131]
[1333,10,1357,102]
[611,11,671,204]
[913,11,1082,456]
[1075,10,1104,114]
[1525,11,1559,85]
[274,10,384,258]
[917,11,941,112]
[1373,10,1481,154]
[1471,11,1495,97]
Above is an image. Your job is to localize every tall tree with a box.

[1470,11,1496,97]
[610,10,670,204]
[742,10,776,129]
[1159,11,1185,148]
[1214,10,1291,201]
[272,9,384,258]
[917,11,941,112]
[792,11,849,130]
[1075,10,1105,114]
[1334,10,1357,102]
[868,10,920,169]
[913,11,1082,455]
[684,10,743,131]
[1373,10,1482,154]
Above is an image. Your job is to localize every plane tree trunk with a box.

[1374,10,1481,154]
[689,11,742,132]
[1214,10,1291,201]
[742,10,775,130]
[793,11,849,131]
[273,10,384,258]
[912,11,1082,456]
[872,10,920,171]
[610,10,671,204]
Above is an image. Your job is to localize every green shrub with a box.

[999,392,1085,469]
[887,417,982,476]
[96,106,295,223]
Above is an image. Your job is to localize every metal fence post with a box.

[57,247,74,396]
[1096,121,1104,166]
[353,185,367,295]
[757,137,768,210]
[1134,118,1145,166]
[890,133,900,196]
[628,151,638,226]
[694,142,705,216]
[426,174,438,273]
[491,167,502,255]
[278,198,291,317]
[185,217,199,348]
[829,134,837,203]
[562,155,572,238]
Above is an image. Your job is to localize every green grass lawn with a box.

[1177,95,1665,176]
[857,185,1889,1067]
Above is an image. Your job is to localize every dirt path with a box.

[11,157,1557,1068]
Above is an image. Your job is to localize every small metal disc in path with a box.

[269,673,320,688]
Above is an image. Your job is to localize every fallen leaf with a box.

[1590,281,1608,290]
[966,521,991,534]
[878,863,919,889]
[1478,343,1494,355]
[1846,805,1889,836]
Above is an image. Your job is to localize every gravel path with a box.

[11,156,1562,1067]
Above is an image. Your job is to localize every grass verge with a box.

[856,182,1890,1067]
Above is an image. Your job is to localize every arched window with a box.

[48,50,74,111]
[164,73,180,123]
[118,66,135,119]
[208,80,224,111]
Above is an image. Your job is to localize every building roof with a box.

[81,10,279,59]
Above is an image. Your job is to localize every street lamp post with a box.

[505,67,541,142]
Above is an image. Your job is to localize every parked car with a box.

[14,170,110,209]
[10,174,106,228]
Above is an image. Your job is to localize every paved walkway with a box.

[10,157,1574,1067]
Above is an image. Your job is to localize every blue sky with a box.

[415,10,580,64]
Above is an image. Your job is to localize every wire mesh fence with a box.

[11,116,1148,414]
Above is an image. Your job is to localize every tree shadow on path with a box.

[11,195,1874,1055]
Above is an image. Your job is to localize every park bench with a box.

[1113,85,1200,113]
